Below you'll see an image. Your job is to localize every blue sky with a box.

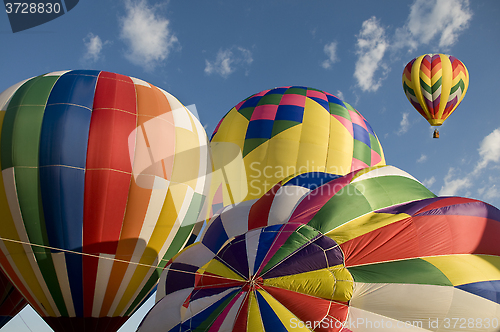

[1,0,500,331]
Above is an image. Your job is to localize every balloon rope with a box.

[0,236,165,269]
[0,236,242,281]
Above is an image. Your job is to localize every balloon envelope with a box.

[207,86,385,220]
[403,53,469,126]
[141,166,500,331]
[0,70,210,331]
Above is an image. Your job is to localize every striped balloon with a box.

[140,166,500,332]
[403,53,469,126]
[0,70,210,331]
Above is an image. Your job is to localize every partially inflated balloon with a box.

[403,53,469,127]
[0,70,210,331]
[207,86,385,218]
[141,166,500,331]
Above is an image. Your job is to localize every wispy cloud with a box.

[354,0,472,92]
[82,33,107,64]
[321,41,339,69]
[403,0,472,51]
[478,184,500,201]
[422,176,436,188]
[205,47,253,78]
[119,0,178,71]
[396,112,410,135]
[417,154,427,163]
[439,167,472,196]
[438,128,500,199]
[336,90,344,101]
[354,17,389,92]
[472,128,500,175]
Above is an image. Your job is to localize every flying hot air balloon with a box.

[403,53,469,138]
[0,70,210,331]
[140,166,500,332]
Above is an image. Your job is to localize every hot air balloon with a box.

[402,54,469,138]
[139,166,500,331]
[0,270,27,328]
[0,70,210,331]
[206,86,385,221]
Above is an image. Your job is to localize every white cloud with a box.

[321,41,339,69]
[422,176,436,188]
[354,17,389,92]
[82,33,106,64]
[336,90,344,101]
[437,128,500,204]
[439,167,472,196]
[119,0,178,71]
[352,0,472,93]
[473,128,500,175]
[205,47,253,78]
[395,0,472,51]
[396,112,410,135]
[417,154,427,163]
[478,185,500,201]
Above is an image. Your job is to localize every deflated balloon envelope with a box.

[140,166,500,332]
[0,70,210,331]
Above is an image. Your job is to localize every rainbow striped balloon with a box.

[403,53,469,126]
[0,70,210,331]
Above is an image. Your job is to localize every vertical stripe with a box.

[436,54,452,120]
[411,55,432,121]
[246,229,262,276]
[3,169,59,316]
[1,74,66,316]
[40,70,98,250]
[81,71,136,317]
[247,291,265,332]
[100,81,174,316]
[51,252,75,316]
[39,70,99,317]
[91,254,115,317]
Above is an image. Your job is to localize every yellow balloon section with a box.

[207,86,385,217]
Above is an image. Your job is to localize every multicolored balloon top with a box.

[208,86,385,213]
[403,53,469,126]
